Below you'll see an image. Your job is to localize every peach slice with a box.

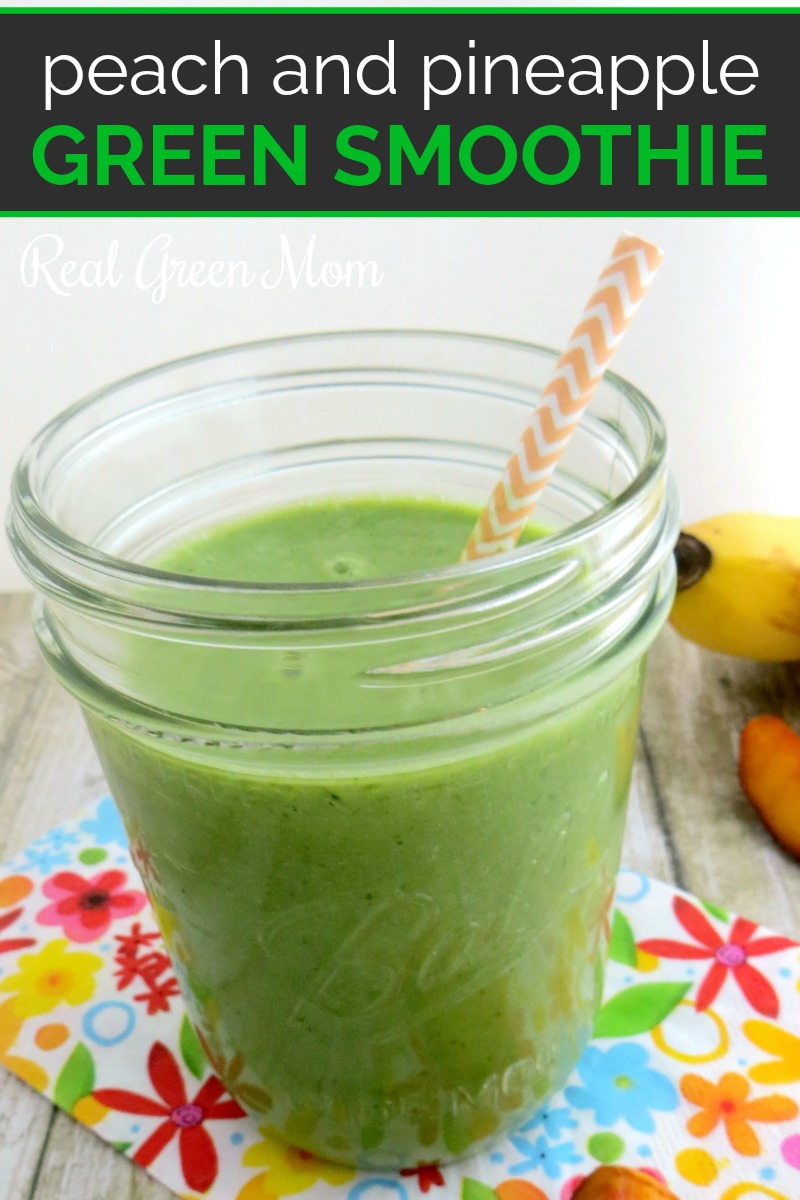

[739,715,800,859]
[572,1166,680,1199]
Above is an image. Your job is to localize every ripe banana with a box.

[669,513,800,661]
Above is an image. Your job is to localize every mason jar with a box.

[7,331,679,1168]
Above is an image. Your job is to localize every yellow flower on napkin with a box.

[236,1132,355,1200]
[0,938,102,1018]
[1,1054,48,1091]
[0,998,23,1056]
[744,1019,800,1085]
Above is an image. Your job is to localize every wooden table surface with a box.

[1,591,798,1200]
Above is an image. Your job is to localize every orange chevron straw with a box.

[461,233,664,561]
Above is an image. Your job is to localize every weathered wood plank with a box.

[623,740,682,888]
[0,673,105,858]
[30,1110,174,1200]
[0,1079,55,1200]
[0,593,45,809]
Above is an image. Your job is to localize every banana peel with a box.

[670,513,800,661]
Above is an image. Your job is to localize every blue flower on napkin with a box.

[32,826,80,853]
[14,844,71,875]
[517,1104,578,1139]
[565,1043,678,1132]
[79,796,128,848]
[507,1133,582,1179]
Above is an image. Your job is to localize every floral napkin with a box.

[1,795,799,1200]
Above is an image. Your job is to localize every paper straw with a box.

[461,233,665,562]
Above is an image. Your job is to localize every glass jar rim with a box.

[10,328,669,606]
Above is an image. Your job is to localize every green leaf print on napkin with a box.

[179,1013,207,1080]
[608,909,638,967]
[701,898,730,923]
[462,1180,497,1200]
[593,982,691,1038]
[53,1042,95,1113]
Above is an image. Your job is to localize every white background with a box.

[1,216,798,589]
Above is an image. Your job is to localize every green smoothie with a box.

[84,497,644,1167]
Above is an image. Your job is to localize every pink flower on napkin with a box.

[37,870,147,944]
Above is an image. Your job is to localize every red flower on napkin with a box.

[37,870,147,944]
[0,876,36,955]
[95,1041,245,1193]
[113,923,180,1015]
[0,907,35,956]
[400,1164,446,1192]
[639,896,796,1018]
